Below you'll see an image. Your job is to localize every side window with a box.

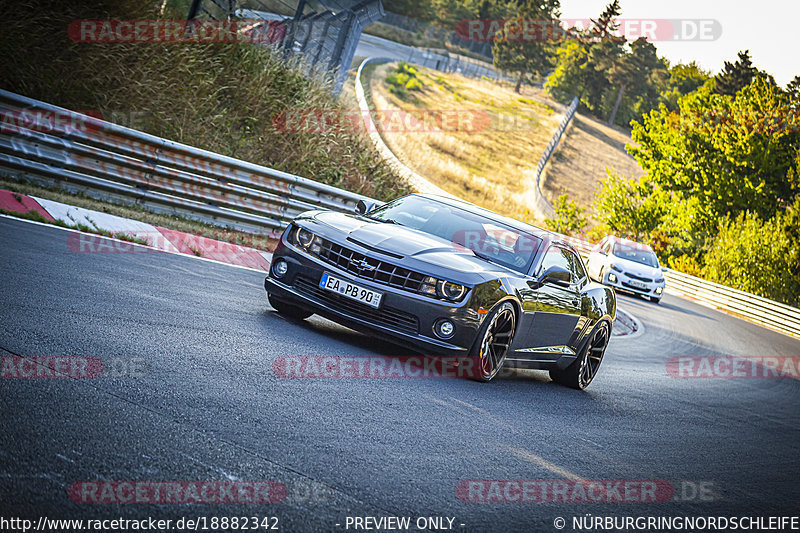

[567,251,587,283]
[539,245,572,278]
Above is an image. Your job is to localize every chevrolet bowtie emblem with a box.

[353,259,377,272]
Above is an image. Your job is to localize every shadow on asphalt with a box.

[616,292,717,321]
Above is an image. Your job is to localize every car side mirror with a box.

[355,199,375,215]
[599,250,607,256]
[539,265,572,287]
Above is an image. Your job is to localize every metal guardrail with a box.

[531,96,579,218]
[663,269,800,338]
[1,89,798,339]
[0,90,375,232]
[358,33,508,82]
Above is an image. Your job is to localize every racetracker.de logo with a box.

[666,356,800,378]
[1,356,149,379]
[1,108,102,134]
[455,18,721,42]
[457,480,674,503]
[272,109,492,133]
[68,481,286,504]
[1,356,103,379]
[273,356,480,379]
[68,19,286,44]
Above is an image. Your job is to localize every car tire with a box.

[467,301,516,382]
[549,321,610,390]
[268,292,313,320]
[650,296,661,304]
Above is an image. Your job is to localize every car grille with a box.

[293,276,419,334]
[312,238,431,295]
[625,272,653,283]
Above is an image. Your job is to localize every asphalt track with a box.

[1,216,799,532]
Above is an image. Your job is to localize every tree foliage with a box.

[703,199,800,306]
[595,75,800,305]
[713,50,758,96]
[629,74,799,224]
[492,0,561,92]
[544,193,587,235]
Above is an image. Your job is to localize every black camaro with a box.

[264,194,616,389]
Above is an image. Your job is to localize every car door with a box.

[514,245,584,362]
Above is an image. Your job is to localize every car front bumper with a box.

[603,270,665,299]
[264,241,483,357]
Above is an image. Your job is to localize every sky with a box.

[558,0,799,86]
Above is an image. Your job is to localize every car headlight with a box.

[437,280,466,301]
[610,263,622,272]
[655,277,665,283]
[290,226,321,254]
[295,227,314,248]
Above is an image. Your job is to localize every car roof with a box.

[604,235,654,252]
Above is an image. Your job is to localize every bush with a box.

[702,203,800,306]
[405,78,423,91]
[545,194,587,236]
[386,62,424,93]
[668,255,703,277]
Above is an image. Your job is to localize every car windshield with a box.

[613,242,659,268]
[366,196,541,273]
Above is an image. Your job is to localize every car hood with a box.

[296,210,520,282]
[613,256,662,279]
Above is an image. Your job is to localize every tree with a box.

[545,39,591,105]
[659,61,711,110]
[588,0,621,39]
[629,75,800,228]
[492,0,561,93]
[713,50,758,96]
[604,37,661,126]
[787,75,800,106]
[545,193,587,235]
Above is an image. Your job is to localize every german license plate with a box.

[628,279,647,289]
[319,273,382,308]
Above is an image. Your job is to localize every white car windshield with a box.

[613,243,659,268]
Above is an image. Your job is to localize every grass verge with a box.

[365,61,560,225]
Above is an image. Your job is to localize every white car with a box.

[585,236,666,303]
